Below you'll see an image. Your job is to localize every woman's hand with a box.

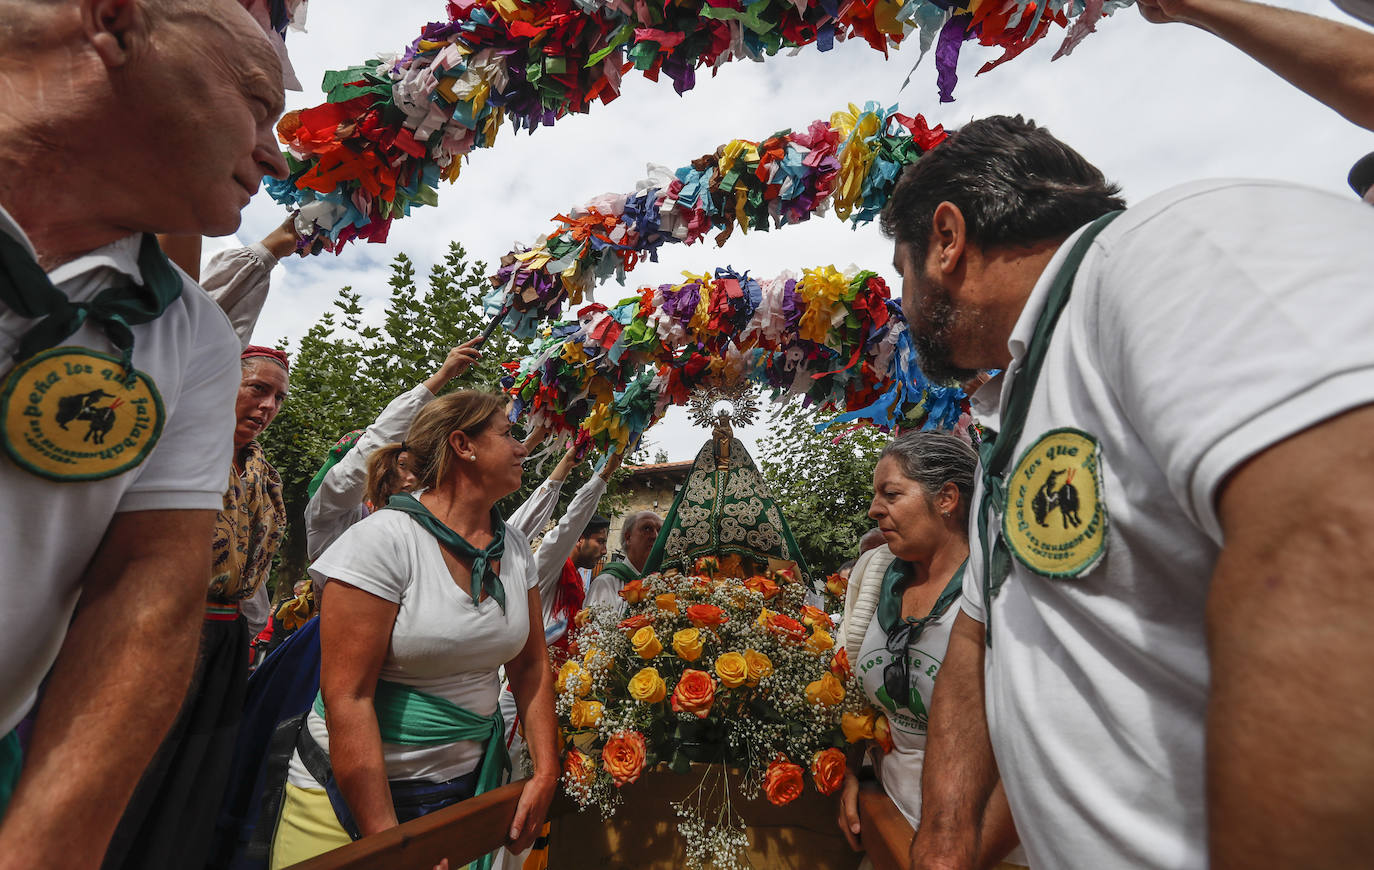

[508,771,559,853]
[424,338,482,394]
[837,771,863,851]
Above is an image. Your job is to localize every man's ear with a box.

[82,0,141,68]
[930,201,968,277]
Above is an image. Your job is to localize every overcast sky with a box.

[222,0,1373,462]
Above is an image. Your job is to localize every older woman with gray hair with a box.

[836,431,1026,869]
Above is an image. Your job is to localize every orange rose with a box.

[570,699,603,728]
[806,628,835,655]
[630,626,663,659]
[655,593,678,614]
[825,572,848,598]
[805,672,845,707]
[670,669,717,718]
[687,604,728,629]
[874,714,894,752]
[602,730,647,786]
[743,648,773,686]
[714,652,749,688]
[800,605,833,630]
[811,747,847,797]
[829,647,852,679]
[574,608,593,628]
[619,578,646,604]
[672,628,704,662]
[841,709,877,743]
[693,556,719,577]
[766,613,807,644]
[563,749,597,789]
[618,614,653,634]
[743,575,781,600]
[763,754,805,806]
[770,566,797,585]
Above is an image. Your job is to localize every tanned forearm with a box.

[1142,0,1374,129]
[974,781,1020,869]
[910,611,998,870]
[507,602,557,779]
[1207,405,1374,867]
[328,697,398,836]
[0,509,215,870]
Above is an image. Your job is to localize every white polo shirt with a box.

[960,179,1374,869]
[0,207,240,736]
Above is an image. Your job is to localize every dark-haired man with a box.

[0,1,286,866]
[890,116,1374,869]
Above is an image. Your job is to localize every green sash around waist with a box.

[314,679,510,812]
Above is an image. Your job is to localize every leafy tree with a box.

[756,399,888,576]
[261,242,632,601]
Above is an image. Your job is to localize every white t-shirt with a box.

[855,596,956,829]
[289,509,537,786]
[0,209,239,736]
[960,180,1374,869]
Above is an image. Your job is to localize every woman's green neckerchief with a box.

[385,493,507,612]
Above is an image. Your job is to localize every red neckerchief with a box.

[550,558,586,660]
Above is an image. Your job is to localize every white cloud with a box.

[233,0,1373,460]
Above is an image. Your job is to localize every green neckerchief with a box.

[0,729,20,822]
[599,560,641,586]
[385,492,507,612]
[314,681,509,870]
[306,429,364,500]
[977,211,1123,647]
[0,231,182,386]
[877,557,967,639]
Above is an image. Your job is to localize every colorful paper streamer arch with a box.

[267,0,1129,250]
[484,102,946,336]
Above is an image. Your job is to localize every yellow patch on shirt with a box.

[1003,428,1107,578]
[1,347,164,482]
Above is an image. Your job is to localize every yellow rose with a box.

[570,699,603,728]
[714,652,749,688]
[628,666,668,703]
[630,626,663,659]
[673,628,704,662]
[805,672,845,707]
[655,593,679,614]
[744,649,773,686]
[841,709,877,743]
[756,607,775,628]
[806,628,835,655]
[557,660,591,697]
[583,646,601,664]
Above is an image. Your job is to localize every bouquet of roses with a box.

[555,559,865,867]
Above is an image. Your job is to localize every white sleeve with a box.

[1094,182,1374,541]
[585,571,628,614]
[960,479,989,623]
[507,477,564,541]
[304,382,434,560]
[117,296,239,513]
[309,513,412,604]
[200,243,277,349]
[533,475,607,597]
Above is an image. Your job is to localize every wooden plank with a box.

[857,784,914,870]
[288,779,527,870]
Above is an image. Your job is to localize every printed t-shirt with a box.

[855,601,955,828]
[0,207,240,736]
[291,510,537,786]
[960,180,1374,869]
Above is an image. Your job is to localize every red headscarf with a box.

[242,345,290,371]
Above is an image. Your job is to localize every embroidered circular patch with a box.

[1003,428,1108,578]
[1,347,164,482]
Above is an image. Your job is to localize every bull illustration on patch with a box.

[1031,468,1081,529]
[55,388,121,445]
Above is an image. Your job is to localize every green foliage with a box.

[261,242,632,599]
[756,399,888,575]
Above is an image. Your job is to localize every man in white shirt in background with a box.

[0,0,289,866]
[585,508,662,614]
[887,115,1374,870]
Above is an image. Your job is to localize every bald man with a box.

[0,2,287,866]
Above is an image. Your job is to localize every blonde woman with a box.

[269,392,557,869]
